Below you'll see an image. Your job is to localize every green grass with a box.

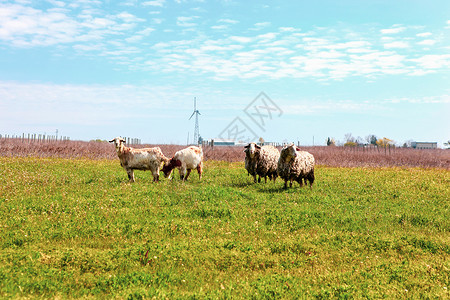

[0,157,449,299]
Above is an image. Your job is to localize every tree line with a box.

[326,134,412,148]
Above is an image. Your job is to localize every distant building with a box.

[206,139,282,147]
[212,139,236,146]
[262,142,281,147]
[411,142,437,149]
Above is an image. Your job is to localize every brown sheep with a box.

[109,137,169,182]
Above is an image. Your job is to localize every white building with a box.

[411,142,438,149]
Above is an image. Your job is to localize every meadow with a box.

[0,141,449,298]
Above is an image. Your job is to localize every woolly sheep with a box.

[244,143,280,183]
[277,143,315,189]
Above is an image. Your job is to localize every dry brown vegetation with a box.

[1,139,449,168]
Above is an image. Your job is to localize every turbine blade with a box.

[189,111,195,120]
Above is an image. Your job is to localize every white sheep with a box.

[277,143,315,189]
[162,146,203,181]
[109,137,169,182]
[244,143,280,183]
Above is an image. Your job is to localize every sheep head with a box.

[281,143,298,162]
[243,143,261,158]
[162,158,182,178]
[109,137,126,153]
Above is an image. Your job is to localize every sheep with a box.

[277,143,315,189]
[243,143,280,183]
[243,143,258,183]
[162,146,203,181]
[109,137,169,183]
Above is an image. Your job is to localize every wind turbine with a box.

[189,97,201,145]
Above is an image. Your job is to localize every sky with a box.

[0,0,449,146]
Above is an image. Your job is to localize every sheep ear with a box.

[255,145,261,149]
[296,147,301,151]
[244,145,249,148]
[108,139,114,143]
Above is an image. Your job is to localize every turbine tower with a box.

[189,97,201,145]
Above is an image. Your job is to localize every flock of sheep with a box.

[244,142,315,189]
[109,137,315,189]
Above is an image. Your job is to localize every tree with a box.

[402,139,414,148]
[376,137,394,148]
[344,133,355,143]
[258,137,265,145]
[344,133,357,147]
[366,134,377,145]
[326,137,335,146]
[444,140,450,149]
[356,136,364,145]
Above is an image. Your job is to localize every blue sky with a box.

[0,0,449,146]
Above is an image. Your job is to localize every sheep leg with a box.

[184,169,192,181]
[152,171,159,182]
[284,179,288,189]
[180,167,187,181]
[253,174,257,183]
[308,172,315,189]
[264,176,268,184]
[258,176,261,183]
[127,169,135,183]
[289,178,293,188]
[197,163,203,180]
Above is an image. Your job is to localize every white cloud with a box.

[417,32,432,37]
[142,0,165,7]
[211,25,228,30]
[47,0,66,8]
[383,41,409,49]
[412,54,450,69]
[279,27,297,32]
[116,12,145,23]
[1,2,449,82]
[0,3,152,48]
[417,39,436,46]
[218,18,238,24]
[141,22,450,81]
[257,32,277,40]
[380,26,406,34]
[176,16,199,27]
[229,36,253,43]
[252,22,270,30]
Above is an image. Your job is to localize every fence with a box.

[0,134,142,145]
[341,144,398,154]
[0,133,70,143]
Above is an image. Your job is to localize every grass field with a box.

[0,157,449,298]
